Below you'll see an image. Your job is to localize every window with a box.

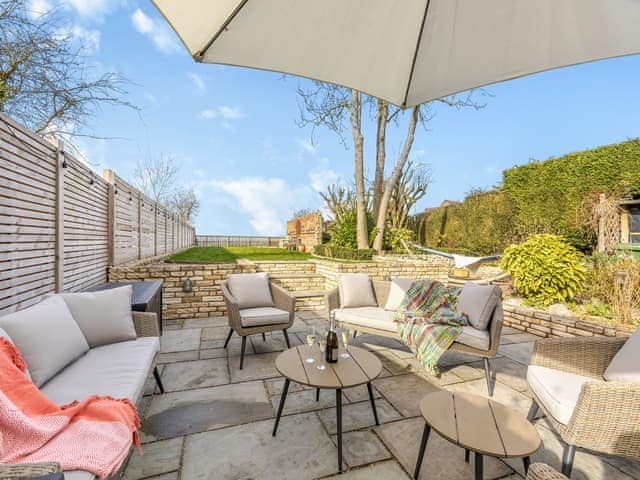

[629,206,640,244]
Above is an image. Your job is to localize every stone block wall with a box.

[503,303,633,338]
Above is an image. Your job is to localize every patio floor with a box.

[125,312,640,480]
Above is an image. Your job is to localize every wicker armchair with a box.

[526,463,569,480]
[221,280,295,369]
[526,336,639,477]
[133,311,165,393]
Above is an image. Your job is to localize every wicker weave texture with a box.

[526,463,568,480]
[0,462,60,479]
[133,311,160,337]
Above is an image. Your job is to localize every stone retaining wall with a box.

[503,303,633,338]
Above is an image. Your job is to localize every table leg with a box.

[523,456,531,474]
[367,382,379,425]
[475,452,483,480]
[336,389,343,473]
[316,388,320,402]
[465,448,470,463]
[272,378,290,437]
[413,424,430,479]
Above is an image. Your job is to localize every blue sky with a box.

[30,1,640,235]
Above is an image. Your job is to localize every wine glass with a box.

[305,327,317,364]
[317,339,327,371]
[340,329,351,359]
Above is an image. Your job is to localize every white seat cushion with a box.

[0,296,89,387]
[456,326,490,351]
[338,273,377,308]
[227,273,274,309]
[41,336,159,406]
[239,307,289,327]
[59,286,137,347]
[334,307,396,332]
[384,277,415,311]
[604,327,640,382]
[527,365,598,425]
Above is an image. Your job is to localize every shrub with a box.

[384,227,414,253]
[500,234,587,306]
[329,208,374,249]
[583,254,640,324]
[314,244,376,261]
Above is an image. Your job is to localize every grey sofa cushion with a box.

[456,326,491,351]
[384,277,415,311]
[41,336,159,406]
[338,273,377,308]
[227,273,274,309]
[334,307,396,332]
[604,327,640,382]
[457,283,501,330]
[59,286,136,347]
[0,296,89,387]
[239,307,290,327]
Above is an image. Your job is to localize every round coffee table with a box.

[272,345,382,473]
[413,391,541,480]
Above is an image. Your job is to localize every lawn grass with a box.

[166,246,312,263]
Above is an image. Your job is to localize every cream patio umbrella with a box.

[152,0,640,108]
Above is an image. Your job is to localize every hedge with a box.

[413,139,640,254]
[314,244,376,261]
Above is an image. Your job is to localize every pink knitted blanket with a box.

[0,338,140,478]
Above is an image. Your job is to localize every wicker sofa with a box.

[325,275,504,395]
[526,335,640,477]
[0,286,163,480]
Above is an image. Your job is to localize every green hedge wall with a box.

[414,139,640,254]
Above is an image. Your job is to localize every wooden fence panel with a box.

[0,114,195,315]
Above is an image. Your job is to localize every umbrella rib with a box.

[195,0,250,61]
[401,0,432,108]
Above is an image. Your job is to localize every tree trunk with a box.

[372,99,388,221]
[350,90,369,249]
[372,106,420,252]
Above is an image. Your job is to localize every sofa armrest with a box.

[0,462,61,479]
[564,381,640,458]
[530,336,625,378]
[221,281,242,331]
[271,282,295,314]
[133,311,160,337]
[325,287,339,315]
[526,463,568,480]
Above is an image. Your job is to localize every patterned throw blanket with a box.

[0,338,140,478]
[394,279,468,374]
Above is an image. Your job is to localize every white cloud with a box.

[198,109,217,120]
[218,105,245,119]
[187,72,206,93]
[298,138,317,154]
[62,0,120,20]
[69,25,101,54]
[308,158,340,192]
[27,0,53,19]
[209,177,315,235]
[131,8,181,54]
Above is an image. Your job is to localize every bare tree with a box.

[0,0,133,136]
[170,188,200,222]
[320,184,356,221]
[388,159,432,229]
[133,154,179,205]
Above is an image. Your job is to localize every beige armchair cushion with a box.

[457,283,501,330]
[527,365,597,425]
[0,296,89,387]
[227,273,274,309]
[456,326,490,350]
[239,307,289,327]
[334,307,396,332]
[338,273,377,308]
[384,277,415,311]
[604,327,640,382]
[59,286,136,347]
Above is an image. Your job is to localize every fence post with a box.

[55,140,65,292]
[103,170,116,266]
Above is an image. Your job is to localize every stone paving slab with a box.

[498,342,536,365]
[229,351,281,382]
[161,329,201,353]
[251,331,303,353]
[160,358,229,391]
[320,460,411,479]
[318,398,402,434]
[330,430,392,468]
[270,387,344,416]
[373,373,440,417]
[375,417,513,480]
[182,413,340,480]
[124,437,183,479]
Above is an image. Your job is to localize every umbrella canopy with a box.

[153,0,640,108]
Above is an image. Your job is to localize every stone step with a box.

[292,289,326,312]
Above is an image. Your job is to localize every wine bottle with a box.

[326,312,339,363]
